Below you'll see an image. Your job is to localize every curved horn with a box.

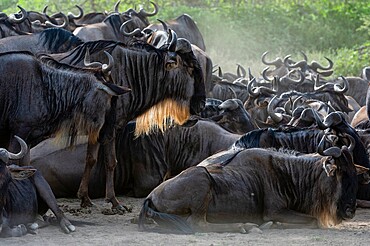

[311,108,327,130]
[280,69,305,85]
[218,66,223,78]
[267,95,283,123]
[323,112,343,128]
[262,66,273,82]
[261,51,283,67]
[318,134,342,158]
[8,5,28,24]
[284,97,293,115]
[310,57,334,72]
[114,0,121,13]
[299,51,308,62]
[292,95,305,110]
[236,64,247,78]
[7,136,28,160]
[42,5,48,14]
[157,19,168,32]
[313,74,327,91]
[318,70,334,77]
[84,49,102,68]
[334,76,349,93]
[45,12,69,28]
[247,78,260,97]
[102,51,114,75]
[343,133,356,153]
[120,19,143,37]
[139,1,159,17]
[283,55,308,70]
[68,5,84,20]
[168,29,177,52]
[248,67,254,81]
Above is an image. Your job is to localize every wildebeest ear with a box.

[323,157,337,177]
[8,167,36,180]
[355,164,370,176]
[165,52,179,71]
[98,82,131,96]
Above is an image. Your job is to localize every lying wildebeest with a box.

[232,111,370,201]
[139,134,368,233]
[30,120,240,198]
[0,136,75,237]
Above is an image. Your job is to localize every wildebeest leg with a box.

[265,209,318,228]
[30,169,75,233]
[77,140,100,207]
[189,214,259,233]
[187,190,260,233]
[103,140,130,211]
[356,199,370,208]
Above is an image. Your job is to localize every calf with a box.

[0,136,75,237]
[139,134,368,233]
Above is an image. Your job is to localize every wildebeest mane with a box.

[233,128,266,148]
[38,53,102,74]
[38,28,83,53]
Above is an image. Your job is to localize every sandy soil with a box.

[2,196,370,246]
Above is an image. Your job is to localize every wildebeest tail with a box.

[139,198,193,234]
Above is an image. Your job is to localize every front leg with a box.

[30,169,75,234]
[77,140,100,208]
[264,208,319,229]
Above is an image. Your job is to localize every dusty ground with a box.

[2,196,370,246]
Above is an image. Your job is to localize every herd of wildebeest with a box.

[1,0,370,237]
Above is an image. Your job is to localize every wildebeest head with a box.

[134,33,206,135]
[317,134,368,224]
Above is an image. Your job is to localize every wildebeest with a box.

[139,133,367,233]
[51,35,206,210]
[30,120,239,198]
[0,51,130,161]
[0,136,75,237]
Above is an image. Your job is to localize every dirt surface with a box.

[2,196,370,246]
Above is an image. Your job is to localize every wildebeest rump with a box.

[139,135,367,233]
[0,136,75,237]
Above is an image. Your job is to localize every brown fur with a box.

[135,99,190,136]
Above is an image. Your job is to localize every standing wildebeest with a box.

[0,51,130,159]
[0,136,75,237]
[139,134,368,233]
[52,34,206,210]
